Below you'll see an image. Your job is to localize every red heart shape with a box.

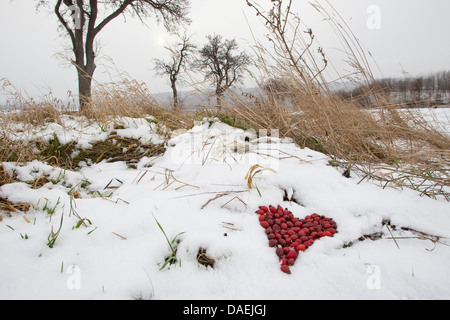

[256,205,338,274]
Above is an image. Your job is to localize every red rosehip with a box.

[276,247,284,257]
[260,221,269,229]
[296,244,306,252]
[259,206,269,213]
[269,239,278,247]
[286,250,298,260]
[269,206,277,214]
[280,265,291,274]
[273,224,281,233]
[327,228,337,234]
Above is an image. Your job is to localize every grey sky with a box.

[1,0,450,104]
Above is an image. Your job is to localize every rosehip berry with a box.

[281,265,291,274]
[276,247,284,257]
[327,228,337,234]
[286,250,298,260]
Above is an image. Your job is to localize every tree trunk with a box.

[77,69,93,111]
[171,80,180,111]
[215,85,226,110]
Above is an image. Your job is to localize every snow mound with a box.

[1,116,449,300]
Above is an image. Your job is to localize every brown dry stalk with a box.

[244,164,276,189]
[0,197,30,213]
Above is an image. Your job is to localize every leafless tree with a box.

[36,0,190,112]
[154,33,195,111]
[194,34,251,109]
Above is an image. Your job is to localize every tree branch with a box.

[93,0,132,37]
[54,0,76,49]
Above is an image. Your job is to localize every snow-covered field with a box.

[0,108,449,300]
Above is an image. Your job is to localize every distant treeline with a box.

[337,70,450,108]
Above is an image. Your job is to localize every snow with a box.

[1,109,450,300]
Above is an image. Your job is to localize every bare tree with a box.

[154,33,195,111]
[194,34,251,109]
[36,0,190,112]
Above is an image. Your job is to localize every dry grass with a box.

[83,77,193,131]
[0,196,30,214]
[224,78,450,165]
[226,0,450,199]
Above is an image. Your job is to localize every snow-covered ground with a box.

[0,109,449,300]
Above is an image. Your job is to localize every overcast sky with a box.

[1,0,450,104]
